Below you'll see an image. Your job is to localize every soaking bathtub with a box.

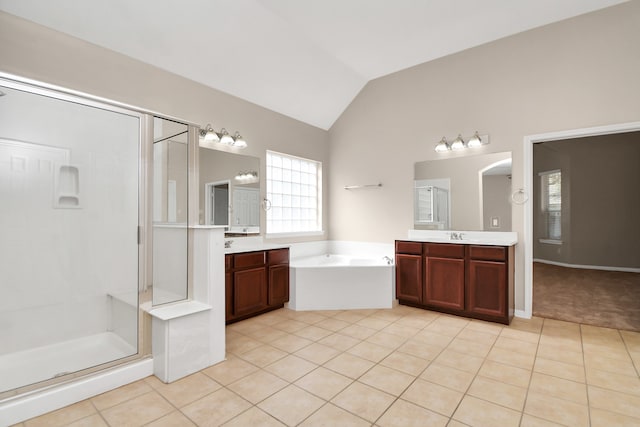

[288,241,395,311]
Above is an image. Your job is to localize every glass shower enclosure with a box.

[0,78,142,396]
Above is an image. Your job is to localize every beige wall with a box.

[328,1,640,311]
[483,175,512,232]
[0,11,330,242]
[534,132,640,269]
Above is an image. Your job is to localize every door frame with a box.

[205,179,231,226]
[521,120,640,318]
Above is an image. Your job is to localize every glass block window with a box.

[266,151,322,234]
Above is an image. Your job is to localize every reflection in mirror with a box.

[152,117,188,306]
[414,151,512,231]
[199,144,260,236]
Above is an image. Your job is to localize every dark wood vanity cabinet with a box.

[395,240,514,324]
[225,248,289,323]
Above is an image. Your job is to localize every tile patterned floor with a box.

[16,306,640,426]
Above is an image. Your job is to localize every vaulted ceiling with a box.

[0,0,627,129]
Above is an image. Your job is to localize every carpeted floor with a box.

[533,262,640,332]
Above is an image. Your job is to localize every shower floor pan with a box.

[0,332,136,394]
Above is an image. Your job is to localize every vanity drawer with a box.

[469,245,506,261]
[233,251,266,269]
[424,243,465,258]
[396,241,423,255]
[268,248,289,265]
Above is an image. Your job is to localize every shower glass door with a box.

[0,79,141,395]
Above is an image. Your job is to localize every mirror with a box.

[199,144,260,236]
[153,117,189,306]
[414,151,512,231]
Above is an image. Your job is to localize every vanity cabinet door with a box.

[467,259,506,320]
[424,256,465,311]
[233,267,268,317]
[268,264,289,306]
[395,254,423,303]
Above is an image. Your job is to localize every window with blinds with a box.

[540,170,561,240]
[266,151,322,234]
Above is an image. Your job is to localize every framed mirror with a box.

[199,144,260,236]
[414,151,512,231]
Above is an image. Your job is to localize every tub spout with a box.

[383,256,393,265]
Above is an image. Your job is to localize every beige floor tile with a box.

[101,391,174,427]
[620,330,640,352]
[331,381,395,423]
[520,414,564,427]
[537,342,584,366]
[447,337,493,358]
[379,351,430,376]
[538,334,583,354]
[590,407,640,427]
[543,318,580,331]
[381,322,421,338]
[377,399,448,427]
[500,327,540,344]
[420,363,475,393]
[273,319,308,333]
[182,388,252,426]
[294,342,341,365]
[370,309,405,322]
[524,391,589,427]
[424,321,464,337]
[64,414,108,427]
[24,399,97,427]
[586,367,640,396]
[319,333,361,351]
[456,328,498,345]
[202,357,259,385]
[446,421,471,427]
[486,346,535,370]
[401,378,463,417]
[467,376,527,410]
[529,372,587,405]
[258,385,325,426]
[291,312,328,325]
[358,365,415,396]
[508,316,544,334]
[265,354,318,382]
[91,379,153,410]
[314,317,351,332]
[226,335,264,355]
[453,395,521,427]
[347,341,393,363]
[412,329,455,347]
[434,349,484,374]
[356,316,392,331]
[494,335,538,355]
[237,344,288,367]
[477,360,531,388]
[465,319,504,336]
[324,352,375,379]
[228,319,269,335]
[366,331,408,349]
[246,326,288,343]
[146,410,196,426]
[295,367,353,400]
[398,340,445,361]
[395,315,434,330]
[222,407,285,427]
[533,357,585,383]
[270,333,314,353]
[298,403,370,427]
[153,372,222,408]
[585,353,637,376]
[294,325,334,341]
[583,342,631,362]
[227,370,288,404]
[340,324,378,340]
[588,385,640,418]
[581,324,623,343]
[334,311,368,323]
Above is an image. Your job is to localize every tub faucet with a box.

[383,256,393,265]
[225,240,233,249]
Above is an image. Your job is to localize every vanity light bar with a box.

[199,124,247,148]
[435,132,488,153]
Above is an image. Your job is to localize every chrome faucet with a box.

[450,232,464,241]
[383,256,393,265]
[224,240,233,249]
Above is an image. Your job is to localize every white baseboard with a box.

[533,258,640,273]
[514,309,530,319]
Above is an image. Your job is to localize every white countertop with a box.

[406,230,517,246]
[224,243,290,254]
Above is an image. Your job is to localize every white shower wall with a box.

[0,86,139,357]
